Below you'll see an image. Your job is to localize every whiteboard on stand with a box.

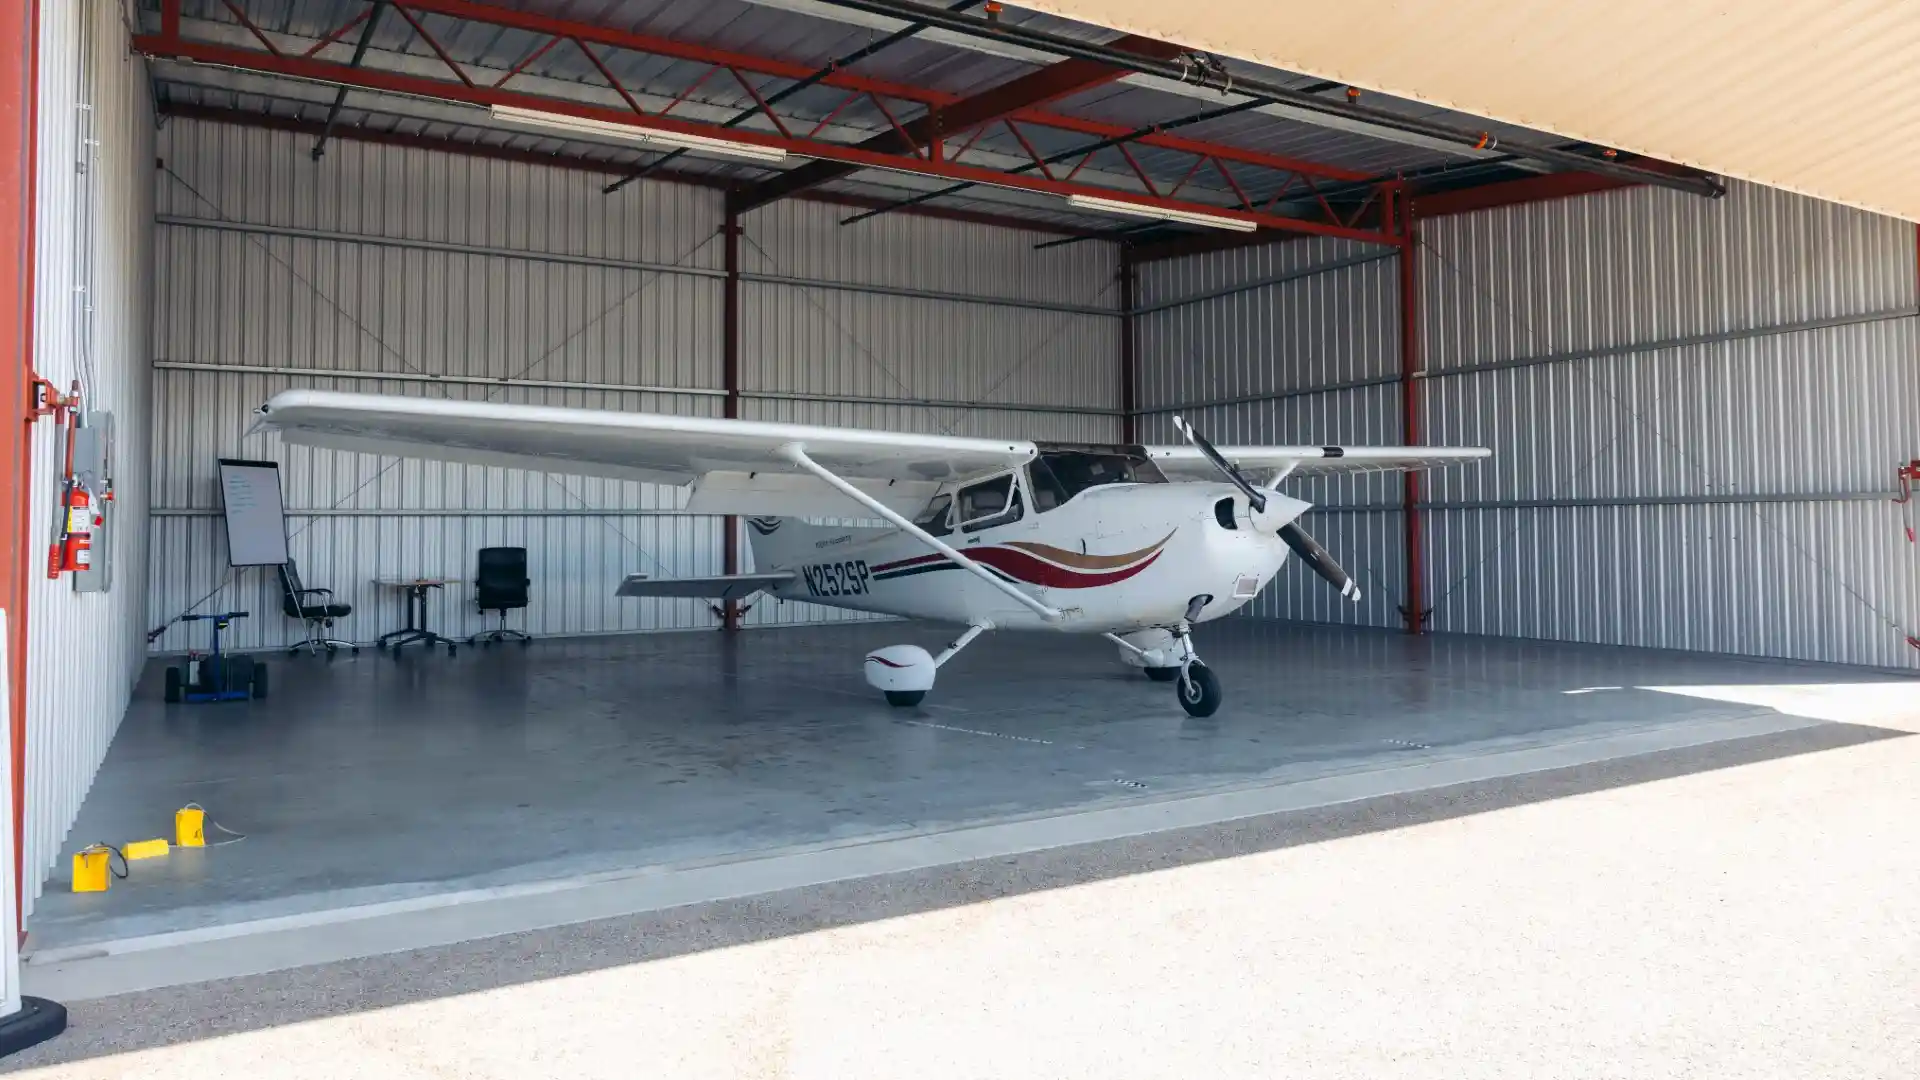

[217,459,290,567]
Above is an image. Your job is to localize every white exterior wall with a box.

[149,120,1121,647]
[22,0,155,912]
[1136,181,1920,671]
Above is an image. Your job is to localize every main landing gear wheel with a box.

[884,690,926,708]
[1143,666,1180,683]
[1177,663,1223,717]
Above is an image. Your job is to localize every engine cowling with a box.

[864,644,936,706]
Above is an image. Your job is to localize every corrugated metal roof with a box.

[144,0,1602,234]
[1019,0,1920,223]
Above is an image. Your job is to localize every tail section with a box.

[744,517,881,571]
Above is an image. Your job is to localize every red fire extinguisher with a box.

[48,484,93,577]
[49,484,92,576]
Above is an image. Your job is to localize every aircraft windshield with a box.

[1028,448,1166,512]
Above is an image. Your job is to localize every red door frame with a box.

[0,0,35,933]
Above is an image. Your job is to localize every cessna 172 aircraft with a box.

[253,391,1490,717]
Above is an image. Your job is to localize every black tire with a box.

[251,662,269,699]
[226,656,256,696]
[883,690,926,707]
[1177,663,1223,718]
[163,666,183,704]
[1144,666,1180,682]
[447,643,457,657]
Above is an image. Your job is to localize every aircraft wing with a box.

[616,573,792,600]
[251,390,1037,516]
[1147,445,1491,482]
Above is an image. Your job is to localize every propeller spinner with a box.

[1172,415,1362,604]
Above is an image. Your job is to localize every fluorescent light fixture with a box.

[489,105,789,165]
[1064,193,1258,233]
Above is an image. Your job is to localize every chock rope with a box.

[83,843,129,881]
[181,802,248,847]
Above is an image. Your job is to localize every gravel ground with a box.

[6,718,1917,1079]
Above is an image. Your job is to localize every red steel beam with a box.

[1412,169,1636,218]
[178,0,1367,185]
[721,208,742,633]
[157,102,1107,238]
[730,33,1182,211]
[135,37,1398,245]
[1118,245,1137,444]
[1397,192,1425,636]
[1,0,31,935]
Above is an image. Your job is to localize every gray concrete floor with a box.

[26,619,1909,953]
[9,719,1918,1077]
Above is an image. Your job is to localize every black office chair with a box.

[470,546,532,646]
[279,559,357,656]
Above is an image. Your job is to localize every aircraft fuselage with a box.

[763,481,1305,633]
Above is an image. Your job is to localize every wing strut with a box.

[778,443,1063,622]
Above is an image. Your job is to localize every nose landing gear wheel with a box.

[1143,666,1180,683]
[884,690,926,707]
[1177,663,1222,717]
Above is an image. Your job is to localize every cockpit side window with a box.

[913,492,954,537]
[957,473,1024,532]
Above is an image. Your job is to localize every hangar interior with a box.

[8,0,1917,970]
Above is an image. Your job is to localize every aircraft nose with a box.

[1248,491,1312,533]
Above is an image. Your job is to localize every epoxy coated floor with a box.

[26,619,1900,950]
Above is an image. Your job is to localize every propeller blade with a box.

[1278,522,1362,603]
[1172,415,1267,513]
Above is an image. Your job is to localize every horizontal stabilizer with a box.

[615,573,792,601]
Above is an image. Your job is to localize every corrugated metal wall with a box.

[1419,181,1920,669]
[150,120,1120,647]
[22,0,155,911]
[1134,237,1410,630]
[1136,180,1920,670]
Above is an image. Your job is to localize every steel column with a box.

[1119,245,1137,444]
[721,210,743,633]
[1396,191,1425,635]
[0,0,31,935]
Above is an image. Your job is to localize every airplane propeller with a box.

[1171,415,1362,604]
[1277,522,1362,603]
[1171,415,1268,514]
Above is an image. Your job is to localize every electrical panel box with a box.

[72,411,113,594]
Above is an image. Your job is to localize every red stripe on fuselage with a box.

[966,546,1163,589]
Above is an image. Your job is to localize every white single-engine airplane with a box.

[253,390,1490,717]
